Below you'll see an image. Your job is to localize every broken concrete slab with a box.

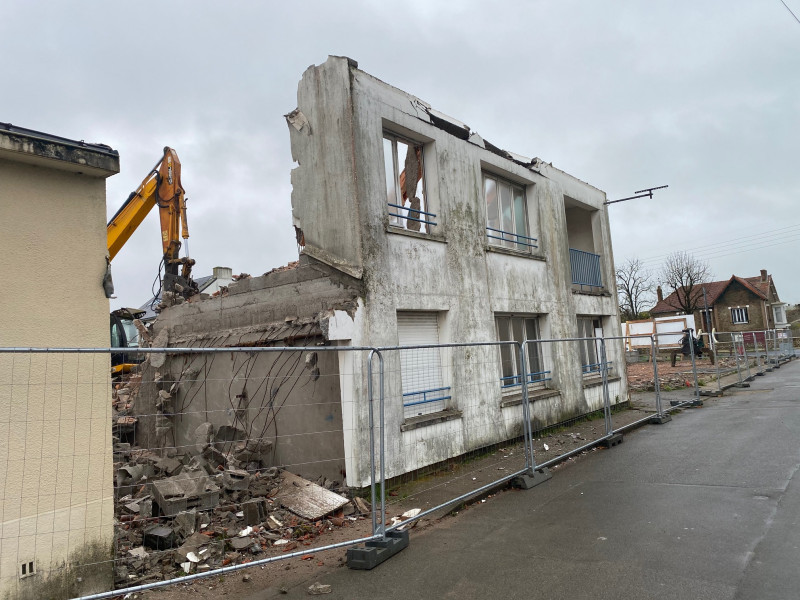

[143,525,176,550]
[222,469,250,491]
[275,471,349,521]
[242,498,268,525]
[155,456,183,476]
[151,471,221,517]
[229,537,253,551]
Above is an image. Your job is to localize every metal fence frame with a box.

[4,330,792,599]
[374,340,539,535]
[0,345,385,600]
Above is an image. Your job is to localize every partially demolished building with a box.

[139,56,626,488]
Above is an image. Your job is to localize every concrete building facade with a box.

[143,57,626,490]
[0,125,119,598]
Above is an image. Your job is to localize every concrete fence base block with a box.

[346,530,409,570]
[649,414,672,424]
[601,433,623,448]
[756,372,765,376]
[513,468,552,490]
[733,383,751,388]
[700,389,723,397]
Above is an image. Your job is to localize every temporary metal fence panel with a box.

[376,341,535,533]
[0,346,383,600]
[519,337,620,468]
[601,335,668,433]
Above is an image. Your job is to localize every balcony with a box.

[569,248,603,290]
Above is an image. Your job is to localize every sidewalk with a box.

[243,358,800,600]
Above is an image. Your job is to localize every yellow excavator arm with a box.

[107,147,195,295]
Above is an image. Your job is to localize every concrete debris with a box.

[111,371,368,588]
[308,582,332,595]
[274,471,350,521]
[151,471,221,517]
[222,469,251,491]
[143,525,176,550]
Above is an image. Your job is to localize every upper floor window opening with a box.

[383,132,436,233]
[484,173,537,252]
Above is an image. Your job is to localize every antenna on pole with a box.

[604,184,668,206]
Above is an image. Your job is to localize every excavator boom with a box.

[107,147,188,261]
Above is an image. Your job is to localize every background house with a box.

[139,56,627,489]
[651,269,789,335]
[0,124,119,598]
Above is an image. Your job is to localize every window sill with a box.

[571,288,610,297]
[401,408,462,432]
[387,226,447,244]
[582,375,621,389]
[486,245,545,261]
[500,388,560,408]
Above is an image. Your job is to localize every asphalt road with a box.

[250,358,800,600]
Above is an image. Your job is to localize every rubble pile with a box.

[111,376,368,588]
[626,357,741,392]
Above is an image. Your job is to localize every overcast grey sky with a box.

[3,1,799,308]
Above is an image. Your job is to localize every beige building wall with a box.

[0,128,119,599]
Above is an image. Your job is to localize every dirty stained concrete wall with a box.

[290,57,627,487]
[134,255,363,483]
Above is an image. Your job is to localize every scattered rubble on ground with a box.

[625,357,741,392]
[111,373,371,589]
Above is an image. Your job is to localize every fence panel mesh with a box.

[1,347,381,600]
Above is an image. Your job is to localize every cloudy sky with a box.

[3,1,799,308]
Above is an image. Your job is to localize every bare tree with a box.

[659,251,713,315]
[616,258,656,321]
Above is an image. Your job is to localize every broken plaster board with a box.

[274,471,349,521]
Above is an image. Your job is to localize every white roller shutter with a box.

[397,312,447,418]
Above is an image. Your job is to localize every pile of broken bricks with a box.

[111,377,372,588]
[114,454,372,587]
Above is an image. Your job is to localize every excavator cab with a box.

[110,308,146,376]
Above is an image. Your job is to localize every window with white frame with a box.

[495,315,547,390]
[383,132,435,233]
[731,307,749,324]
[484,173,537,252]
[397,312,449,419]
[577,317,605,376]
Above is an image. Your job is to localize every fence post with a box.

[733,334,744,385]
[515,341,551,489]
[649,335,671,424]
[688,329,702,406]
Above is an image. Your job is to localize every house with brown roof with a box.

[651,269,789,334]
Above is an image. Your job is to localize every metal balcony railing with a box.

[569,248,603,289]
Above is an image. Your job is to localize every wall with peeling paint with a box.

[144,56,626,490]
[139,255,363,482]
[289,56,626,486]
[0,128,118,598]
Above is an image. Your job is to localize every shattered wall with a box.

[133,255,363,483]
